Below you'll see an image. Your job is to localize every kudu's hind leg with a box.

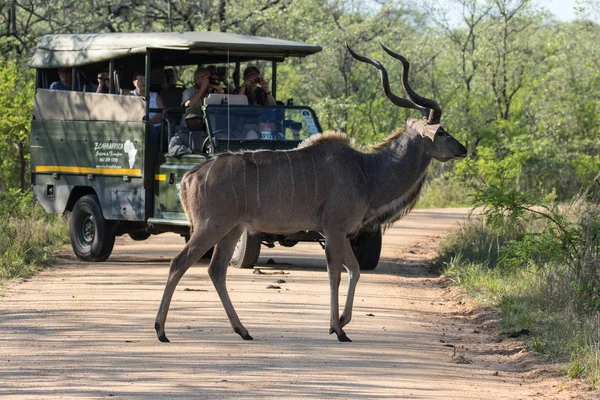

[324,232,352,342]
[155,224,230,343]
[207,225,254,340]
[340,238,360,329]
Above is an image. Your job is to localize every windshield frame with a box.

[203,104,322,144]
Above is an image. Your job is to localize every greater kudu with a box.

[155,44,468,342]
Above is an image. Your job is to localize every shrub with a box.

[438,173,600,385]
[0,190,69,282]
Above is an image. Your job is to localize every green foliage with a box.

[0,1,598,204]
[0,59,34,191]
[438,178,600,384]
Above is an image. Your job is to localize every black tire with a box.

[184,235,213,259]
[351,226,382,271]
[70,195,115,262]
[128,231,151,241]
[230,229,261,268]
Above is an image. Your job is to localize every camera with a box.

[209,77,220,85]
[216,66,227,80]
[283,119,302,131]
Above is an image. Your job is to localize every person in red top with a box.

[237,66,275,106]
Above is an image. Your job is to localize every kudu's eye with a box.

[437,130,448,137]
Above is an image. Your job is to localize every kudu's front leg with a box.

[207,226,253,340]
[155,222,233,342]
[340,238,360,329]
[324,233,352,342]
[155,229,217,342]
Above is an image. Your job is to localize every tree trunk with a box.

[218,0,226,32]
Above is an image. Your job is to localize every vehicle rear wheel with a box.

[70,195,115,262]
[230,229,261,268]
[351,226,382,271]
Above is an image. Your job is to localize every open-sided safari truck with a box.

[29,32,382,270]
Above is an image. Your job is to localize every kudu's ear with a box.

[406,118,440,140]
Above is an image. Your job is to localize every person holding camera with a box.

[96,70,110,93]
[237,66,275,106]
[181,68,212,107]
[207,65,236,94]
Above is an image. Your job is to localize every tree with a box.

[0,57,34,191]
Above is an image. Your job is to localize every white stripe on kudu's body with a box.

[154,44,468,343]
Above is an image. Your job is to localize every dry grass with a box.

[0,191,69,283]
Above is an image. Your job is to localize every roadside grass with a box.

[436,185,600,387]
[0,190,69,284]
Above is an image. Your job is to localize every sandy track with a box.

[0,209,593,399]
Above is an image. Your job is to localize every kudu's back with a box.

[179,137,371,235]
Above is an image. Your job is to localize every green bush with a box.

[0,190,69,282]
[438,175,600,385]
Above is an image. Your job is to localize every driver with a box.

[168,105,208,156]
[256,109,285,140]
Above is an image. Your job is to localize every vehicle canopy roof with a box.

[30,31,322,69]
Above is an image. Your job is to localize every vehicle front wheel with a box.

[70,195,115,262]
[351,226,382,271]
[230,229,261,268]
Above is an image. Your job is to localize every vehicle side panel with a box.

[31,120,146,220]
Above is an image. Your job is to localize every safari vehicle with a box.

[29,32,383,270]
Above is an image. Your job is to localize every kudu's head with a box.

[346,43,468,162]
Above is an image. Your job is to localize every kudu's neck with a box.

[365,129,432,226]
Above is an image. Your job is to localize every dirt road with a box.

[0,209,591,399]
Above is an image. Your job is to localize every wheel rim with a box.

[79,214,96,246]
[232,235,244,260]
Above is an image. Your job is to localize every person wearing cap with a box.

[255,109,285,140]
[168,105,208,157]
[237,66,276,106]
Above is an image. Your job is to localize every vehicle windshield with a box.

[204,105,321,142]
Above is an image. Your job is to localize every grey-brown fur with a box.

[154,46,468,343]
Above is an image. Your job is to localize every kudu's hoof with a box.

[337,333,353,342]
[158,334,170,343]
[155,322,170,343]
[235,327,254,340]
[329,327,352,342]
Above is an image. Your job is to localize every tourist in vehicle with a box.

[162,68,177,91]
[160,68,185,123]
[181,68,212,107]
[207,65,236,94]
[131,70,164,123]
[96,70,110,93]
[131,70,164,143]
[255,109,285,140]
[168,105,208,156]
[49,67,72,91]
[237,66,276,106]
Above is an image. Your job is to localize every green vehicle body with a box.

[29,32,382,270]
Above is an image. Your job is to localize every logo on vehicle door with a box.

[123,140,138,169]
